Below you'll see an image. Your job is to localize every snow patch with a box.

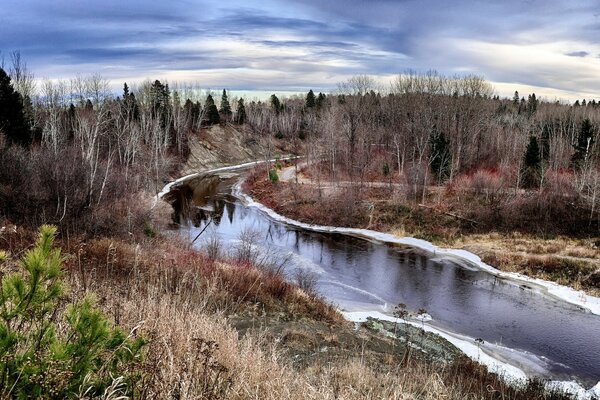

[157,156,300,200]
[342,310,528,383]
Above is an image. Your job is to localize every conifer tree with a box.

[236,98,246,124]
[527,93,538,114]
[522,136,541,188]
[429,130,450,182]
[0,67,30,145]
[316,92,326,109]
[305,89,316,108]
[0,226,145,397]
[204,94,220,125]
[270,94,281,114]
[219,89,232,119]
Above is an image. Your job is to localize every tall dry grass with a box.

[0,226,569,399]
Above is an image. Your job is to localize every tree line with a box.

[1,52,599,232]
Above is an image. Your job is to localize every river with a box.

[164,171,600,389]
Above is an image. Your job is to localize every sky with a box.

[1,0,600,101]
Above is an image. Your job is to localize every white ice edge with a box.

[159,161,600,397]
[342,310,528,382]
[233,184,600,317]
[342,311,600,399]
[156,155,300,200]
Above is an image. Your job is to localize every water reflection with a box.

[166,174,600,385]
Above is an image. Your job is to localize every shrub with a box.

[269,168,279,183]
[0,225,145,398]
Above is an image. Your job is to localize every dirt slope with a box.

[182,123,271,175]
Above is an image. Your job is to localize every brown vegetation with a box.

[0,225,569,399]
[245,164,600,295]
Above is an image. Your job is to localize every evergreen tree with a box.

[0,226,145,397]
[67,103,76,140]
[0,67,30,145]
[429,130,451,182]
[522,136,541,188]
[219,89,232,118]
[150,80,171,127]
[527,93,538,114]
[540,124,551,162]
[123,82,130,99]
[236,98,246,124]
[571,118,595,169]
[512,91,520,105]
[204,94,220,125]
[316,92,326,109]
[270,94,281,114]
[121,82,139,121]
[305,89,316,108]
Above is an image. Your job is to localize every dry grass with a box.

[455,233,600,295]
[0,225,572,399]
[244,168,370,228]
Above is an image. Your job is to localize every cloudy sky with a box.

[1,0,599,100]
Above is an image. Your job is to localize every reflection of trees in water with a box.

[189,199,225,227]
[167,176,240,227]
[191,208,209,227]
[166,185,194,225]
[225,199,236,224]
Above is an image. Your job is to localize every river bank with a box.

[246,163,600,297]
[155,130,600,398]
[212,163,600,398]
[124,158,584,399]
[156,163,592,399]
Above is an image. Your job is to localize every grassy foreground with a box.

[0,220,573,399]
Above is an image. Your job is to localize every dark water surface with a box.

[166,174,600,386]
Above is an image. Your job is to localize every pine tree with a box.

[204,94,220,125]
[316,92,326,109]
[571,118,594,169]
[236,98,246,124]
[219,89,232,119]
[123,82,130,99]
[270,94,281,114]
[150,80,171,127]
[305,89,316,108]
[527,93,538,114]
[512,91,520,105]
[121,82,139,121]
[0,67,30,145]
[522,136,541,188]
[429,130,451,182]
[0,226,145,397]
[540,124,551,162]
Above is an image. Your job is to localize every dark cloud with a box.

[566,51,590,57]
[0,0,599,97]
